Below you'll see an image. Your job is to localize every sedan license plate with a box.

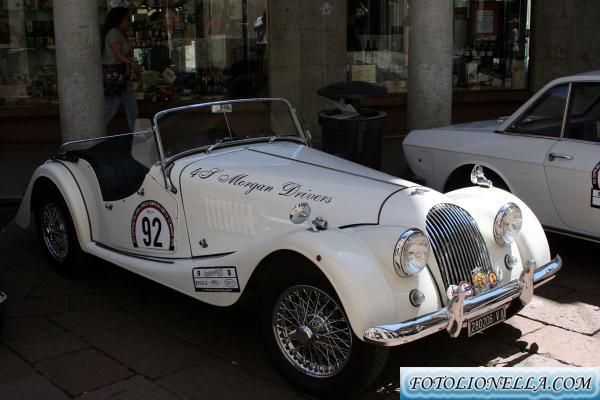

[467,307,506,336]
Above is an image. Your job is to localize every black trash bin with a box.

[318,81,387,170]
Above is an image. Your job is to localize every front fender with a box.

[445,186,551,280]
[239,227,441,341]
[16,161,91,249]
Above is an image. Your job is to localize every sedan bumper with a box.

[364,256,562,346]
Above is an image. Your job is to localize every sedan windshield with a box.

[154,98,305,161]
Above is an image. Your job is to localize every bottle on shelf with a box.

[371,40,377,64]
[486,41,494,68]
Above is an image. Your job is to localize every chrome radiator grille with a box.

[426,203,493,288]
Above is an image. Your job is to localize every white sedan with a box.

[16,98,560,396]
[404,72,600,243]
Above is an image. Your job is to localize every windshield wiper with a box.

[206,137,234,153]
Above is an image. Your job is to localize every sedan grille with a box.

[426,203,493,288]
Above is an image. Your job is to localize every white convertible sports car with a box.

[16,98,561,396]
[404,72,600,243]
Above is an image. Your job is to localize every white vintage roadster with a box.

[16,98,561,396]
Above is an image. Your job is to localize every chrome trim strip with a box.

[500,131,562,141]
[57,130,155,154]
[561,138,600,146]
[542,225,600,243]
[560,83,573,139]
[363,256,562,346]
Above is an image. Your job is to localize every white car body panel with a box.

[404,72,600,242]
[176,144,408,257]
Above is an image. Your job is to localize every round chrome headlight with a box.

[493,203,523,246]
[393,229,430,278]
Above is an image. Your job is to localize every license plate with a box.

[467,307,506,336]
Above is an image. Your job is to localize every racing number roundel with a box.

[131,201,175,251]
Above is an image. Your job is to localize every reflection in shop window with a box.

[0,0,58,105]
[453,0,530,90]
[346,0,530,93]
[129,0,268,102]
[0,0,268,106]
[347,0,409,93]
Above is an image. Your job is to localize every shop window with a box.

[129,0,268,102]
[346,0,409,93]
[453,0,530,91]
[0,0,59,105]
[0,0,267,106]
[346,0,530,93]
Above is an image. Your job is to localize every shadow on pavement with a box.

[0,222,594,400]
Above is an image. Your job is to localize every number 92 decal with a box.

[131,201,175,251]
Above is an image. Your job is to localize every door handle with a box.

[548,152,574,161]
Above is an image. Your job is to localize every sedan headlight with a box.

[393,229,430,277]
[493,203,523,246]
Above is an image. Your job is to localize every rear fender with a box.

[16,161,92,249]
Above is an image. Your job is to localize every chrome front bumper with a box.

[364,256,562,346]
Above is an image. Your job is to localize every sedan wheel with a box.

[273,285,353,378]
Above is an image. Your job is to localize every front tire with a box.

[257,263,388,398]
[35,184,86,276]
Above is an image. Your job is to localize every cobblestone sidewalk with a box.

[0,221,598,400]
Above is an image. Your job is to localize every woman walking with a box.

[102,7,138,132]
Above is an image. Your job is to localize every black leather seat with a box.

[70,136,149,201]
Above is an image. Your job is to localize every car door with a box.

[85,131,182,256]
[500,84,569,226]
[544,82,600,236]
[101,167,180,256]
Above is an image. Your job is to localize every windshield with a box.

[154,98,305,161]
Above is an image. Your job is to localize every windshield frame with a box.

[152,97,308,168]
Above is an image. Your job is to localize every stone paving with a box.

[0,220,598,400]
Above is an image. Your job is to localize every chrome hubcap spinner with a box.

[272,285,352,378]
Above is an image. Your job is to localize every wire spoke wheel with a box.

[272,285,352,378]
[40,202,69,261]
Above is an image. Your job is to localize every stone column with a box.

[407,0,453,131]
[268,0,347,146]
[53,0,105,142]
